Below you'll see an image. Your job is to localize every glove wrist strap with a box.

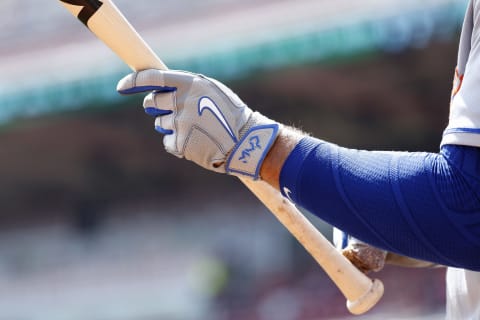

[226,121,280,180]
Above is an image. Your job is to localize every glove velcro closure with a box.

[226,113,279,179]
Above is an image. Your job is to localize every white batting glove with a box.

[117,69,280,179]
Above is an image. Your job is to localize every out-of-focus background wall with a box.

[0,0,468,319]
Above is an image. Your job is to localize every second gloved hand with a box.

[117,69,280,179]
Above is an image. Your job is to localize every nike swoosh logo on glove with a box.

[198,96,237,142]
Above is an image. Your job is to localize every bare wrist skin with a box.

[260,127,305,190]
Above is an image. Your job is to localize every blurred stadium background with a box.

[0,0,469,319]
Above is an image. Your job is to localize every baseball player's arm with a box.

[265,132,480,271]
[259,1,480,265]
[262,133,456,272]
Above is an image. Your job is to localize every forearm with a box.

[261,130,480,270]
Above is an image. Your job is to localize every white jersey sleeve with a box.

[441,0,480,147]
[446,268,480,320]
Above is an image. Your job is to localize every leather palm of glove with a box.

[117,69,280,180]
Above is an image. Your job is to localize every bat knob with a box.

[346,278,384,315]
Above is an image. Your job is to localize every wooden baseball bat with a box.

[58,0,384,314]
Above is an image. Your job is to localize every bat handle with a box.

[240,177,384,315]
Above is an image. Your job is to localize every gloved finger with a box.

[154,114,174,135]
[117,72,175,95]
[116,69,193,95]
[163,131,178,156]
[143,91,175,116]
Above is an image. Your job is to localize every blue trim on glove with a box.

[154,126,173,135]
[118,85,177,95]
[144,108,172,117]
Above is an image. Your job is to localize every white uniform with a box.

[442,0,480,147]
[441,1,480,319]
[446,268,480,319]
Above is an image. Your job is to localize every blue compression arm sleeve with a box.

[280,137,480,271]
